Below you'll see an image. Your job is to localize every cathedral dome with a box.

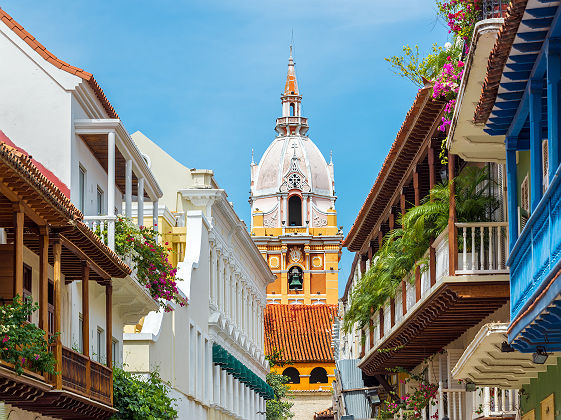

[253,136,333,197]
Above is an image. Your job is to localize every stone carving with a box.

[263,210,278,228]
[289,247,303,263]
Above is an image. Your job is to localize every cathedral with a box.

[250,49,342,417]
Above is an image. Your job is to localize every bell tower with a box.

[249,49,342,305]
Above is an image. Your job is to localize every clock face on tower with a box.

[289,247,303,263]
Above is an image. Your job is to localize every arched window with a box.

[282,367,300,384]
[290,103,295,116]
[288,266,303,290]
[309,367,328,384]
[288,195,302,226]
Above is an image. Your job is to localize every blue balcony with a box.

[508,164,561,351]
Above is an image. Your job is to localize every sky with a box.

[3,0,450,297]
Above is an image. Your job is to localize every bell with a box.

[289,272,302,290]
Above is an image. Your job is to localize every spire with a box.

[284,46,299,96]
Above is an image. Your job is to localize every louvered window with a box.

[521,175,530,213]
[542,139,549,192]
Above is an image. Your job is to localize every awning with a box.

[212,343,274,400]
[452,323,560,388]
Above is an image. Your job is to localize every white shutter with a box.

[518,206,529,235]
[543,139,549,192]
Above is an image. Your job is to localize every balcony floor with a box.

[359,275,509,375]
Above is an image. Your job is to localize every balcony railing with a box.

[439,387,466,420]
[367,219,509,349]
[456,222,509,274]
[83,215,116,250]
[61,346,112,406]
[481,0,509,20]
[473,387,518,418]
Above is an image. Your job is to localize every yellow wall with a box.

[272,362,335,392]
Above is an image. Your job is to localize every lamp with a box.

[365,389,381,406]
[533,346,549,364]
[501,341,514,353]
[464,380,476,392]
[440,167,448,182]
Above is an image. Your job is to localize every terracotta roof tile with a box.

[0,7,118,119]
[474,0,528,124]
[265,304,337,363]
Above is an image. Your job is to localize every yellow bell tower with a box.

[249,48,342,305]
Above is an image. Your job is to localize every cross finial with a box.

[330,150,333,165]
[251,148,255,164]
[291,143,298,157]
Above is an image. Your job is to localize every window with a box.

[309,367,329,384]
[290,103,295,116]
[96,186,104,216]
[288,173,301,189]
[78,165,86,213]
[282,367,300,384]
[521,175,530,214]
[79,314,84,354]
[97,327,104,363]
[23,264,32,302]
[288,266,303,290]
[288,195,302,226]
[112,338,118,366]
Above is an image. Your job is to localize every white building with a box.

[124,132,275,420]
[0,8,161,419]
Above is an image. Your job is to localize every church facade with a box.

[250,50,342,417]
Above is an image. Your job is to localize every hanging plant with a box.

[0,296,58,376]
[115,217,186,311]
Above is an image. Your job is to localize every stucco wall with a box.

[521,357,561,420]
[289,392,332,420]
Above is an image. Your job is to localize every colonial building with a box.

[124,132,274,420]
[250,51,341,417]
[0,7,165,418]
[451,0,561,416]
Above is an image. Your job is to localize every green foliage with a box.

[343,167,498,331]
[265,349,294,420]
[384,43,461,87]
[114,216,185,311]
[111,366,178,420]
[0,295,58,375]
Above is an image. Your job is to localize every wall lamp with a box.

[533,346,549,364]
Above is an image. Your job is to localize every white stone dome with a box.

[253,135,333,197]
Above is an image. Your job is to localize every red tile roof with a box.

[0,7,118,119]
[343,86,445,252]
[473,0,528,124]
[265,304,337,363]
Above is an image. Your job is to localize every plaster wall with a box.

[521,357,561,420]
[289,392,332,420]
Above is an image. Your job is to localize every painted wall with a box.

[521,357,561,420]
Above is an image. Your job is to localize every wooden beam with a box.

[82,262,91,397]
[402,280,407,316]
[53,239,62,389]
[106,284,113,369]
[429,245,436,287]
[379,308,384,339]
[39,227,49,335]
[415,266,421,302]
[390,298,395,328]
[0,181,48,227]
[413,170,420,206]
[59,235,111,281]
[13,203,24,298]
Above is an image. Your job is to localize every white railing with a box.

[439,387,466,420]
[473,387,518,418]
[84,215,116,250]
[455,222,509,274]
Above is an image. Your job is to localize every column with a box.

[217,255,224,311]
[82,263,92,396]
[547,38,561,181]
[137,177,144,227]
[39,228,49,335]
[107,131,116,250]
[213,364,221,405]
[125,159,132,218]
[302,194,308,223]
[106,284,113,369]
[152,200,159,232]
[428,147,436,191]
[506,144,519,250]
[530,78,544,211]
[13,203,23,298]
[53,239,62,389]
[225,263,231,317]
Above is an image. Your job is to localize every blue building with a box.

[481,0,561,416]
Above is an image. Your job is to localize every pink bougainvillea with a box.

[433,57,465,131]
[115,216,186,311]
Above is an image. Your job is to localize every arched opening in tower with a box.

[288,195,302,226]
[290,103,295,116]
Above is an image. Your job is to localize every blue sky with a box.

[4,1,449,296]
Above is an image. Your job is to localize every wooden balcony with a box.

[358,224,510,375]
[61,346,112,406]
